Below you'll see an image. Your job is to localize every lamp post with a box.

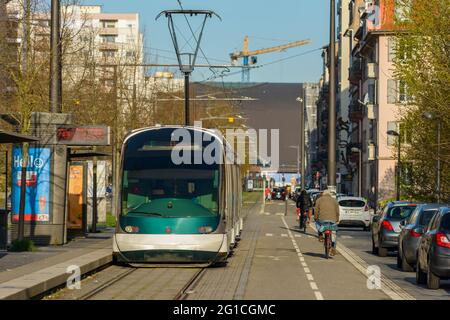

[422,112,441,203]
[289,145,300,186]
[387,130,401,201]
[327,0,337,192]
[351,147,362,197]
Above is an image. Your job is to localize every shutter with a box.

[387,79,397,104]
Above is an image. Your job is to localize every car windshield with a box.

[418,209,438,226]
[339,200,365,208]
[386,205,417,220]
[441,213,450,231]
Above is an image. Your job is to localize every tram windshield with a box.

[121,129,221,218]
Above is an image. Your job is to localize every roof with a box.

[0,130,39,144]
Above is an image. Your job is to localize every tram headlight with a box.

[198,226,213,234]
[125,226,140,233]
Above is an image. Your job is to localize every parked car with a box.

[397,204,441,271]
[371,201,418,257]
[416,206,450,289]
[337,197,371,231]
[271,187,287,201]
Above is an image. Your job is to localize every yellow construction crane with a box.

[230,35,311,82]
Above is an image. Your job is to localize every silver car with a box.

[397,204,441,271]
[371,201,418,257]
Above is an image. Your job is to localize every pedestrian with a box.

[296,189,312,228]
[314,189,340,256]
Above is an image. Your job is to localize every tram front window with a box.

[121,138,221,218]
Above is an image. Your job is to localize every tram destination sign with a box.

[56,125,110,146]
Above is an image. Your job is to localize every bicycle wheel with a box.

[324,234,330,259]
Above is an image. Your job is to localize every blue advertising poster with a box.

[11,146,51,222]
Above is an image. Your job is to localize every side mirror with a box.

[400,220,406,226]
[413,227,424,235]
[372,215,380,223]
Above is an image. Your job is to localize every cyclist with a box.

[314,189,340,256]
[296,189,312,229]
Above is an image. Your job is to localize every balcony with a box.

[99,28,119,35]
[349,102,364,122]
[349,58,362,85]
[98,42,119,51]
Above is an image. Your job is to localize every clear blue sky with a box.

[83,0,331,83]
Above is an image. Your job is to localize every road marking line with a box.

[281,216,324,301]
[275,213,285,216]
[314,291,324,300]
[265,233,273,237]
[265,212,271,215]
[281,234,288,237]
[309,223,415,301]
[294,234,302,238]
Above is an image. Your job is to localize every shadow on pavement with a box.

[303,251,326,259]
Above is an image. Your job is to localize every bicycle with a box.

[317,221,338,259]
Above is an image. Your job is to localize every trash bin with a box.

[0,209,8,250]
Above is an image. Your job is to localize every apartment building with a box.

[302,83,319,187]
[0,0,22,97]
[348,0,408,204]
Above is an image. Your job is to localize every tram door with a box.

[67,162,87,237]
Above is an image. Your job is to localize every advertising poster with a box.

[68,164,84,229]
[11,146,51,222]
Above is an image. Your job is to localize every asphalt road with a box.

[44,198,450,300]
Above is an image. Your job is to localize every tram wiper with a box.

[128,211,163,216]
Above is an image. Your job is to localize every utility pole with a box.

[156,10,221,126]
[49,0,62,113]
[297,97,306,190]
[328,0,337,192]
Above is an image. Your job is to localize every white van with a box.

[337,196,371,231]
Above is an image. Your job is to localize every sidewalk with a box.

[0,227,113,299]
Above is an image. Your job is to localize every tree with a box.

[393,0,450,202]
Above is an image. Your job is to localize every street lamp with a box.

[422,112,442,203]
[289,145,300,182]
[351,147,362,197]
[387,130,401,201]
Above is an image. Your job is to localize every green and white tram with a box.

[113,126,243,266]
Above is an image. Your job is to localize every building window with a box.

[388,38,396,62]
[102,50,116,58]
[101,35,116,43]
[387,79,410,104]
[101,20,117,28]
[387,122,411,146]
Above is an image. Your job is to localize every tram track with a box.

[48,264,208,300]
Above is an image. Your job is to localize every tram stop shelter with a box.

[0,130,40,250]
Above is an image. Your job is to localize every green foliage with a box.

[105,212,116,228]
[9,239,36,252]
[393,0,450,202]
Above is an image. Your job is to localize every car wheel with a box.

[372,238,378,254]
[397,251,403,269]
[426,259,440,290]
[401,251,414,272]
[415,257,426,285]
[378,238,388,257]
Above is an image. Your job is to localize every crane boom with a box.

[230,35,312,82]
[231,36,311,60]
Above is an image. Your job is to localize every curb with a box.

[0,249,112,300]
